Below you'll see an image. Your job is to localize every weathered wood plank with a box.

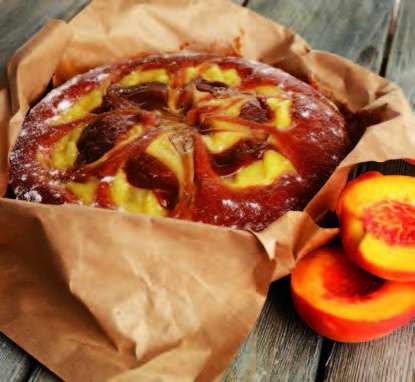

[325,321,414,382]
[386,0,415,108]
[248,0,395,72]
[225,279,323,381]
[27,366,61,382]
[0,0,89,73]
[0,333,33,382]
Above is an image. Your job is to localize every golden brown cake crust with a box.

[10,52,350,231]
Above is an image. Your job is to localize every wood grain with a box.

[0,0,89,73]
[28,366,60,382]
[248,0,395,72]
[224,279,323,381]
[325,322,414,382]
[0,333,33,382]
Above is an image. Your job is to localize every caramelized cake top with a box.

[10,52,350,231]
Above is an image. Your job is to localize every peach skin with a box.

[337,172,415,281]
[291,246,415,342]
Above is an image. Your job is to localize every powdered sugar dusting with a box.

[300,110,311,118]
[22,190,42,202]
[57,99,73,111]
[222,198,238,209]
[96,72,109,82]
[101,176,114,183]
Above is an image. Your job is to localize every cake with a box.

[9,52,350,231]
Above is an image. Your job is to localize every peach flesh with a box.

[291,247,415,342]
[323,257,384,299]
[337,172,415,281]
[362,200,415,246]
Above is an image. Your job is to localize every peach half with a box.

[337,172,415,281]
[291,246,415,342]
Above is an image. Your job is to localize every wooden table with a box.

[0,0,414,381]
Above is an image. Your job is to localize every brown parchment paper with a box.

[0,0,414,381]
